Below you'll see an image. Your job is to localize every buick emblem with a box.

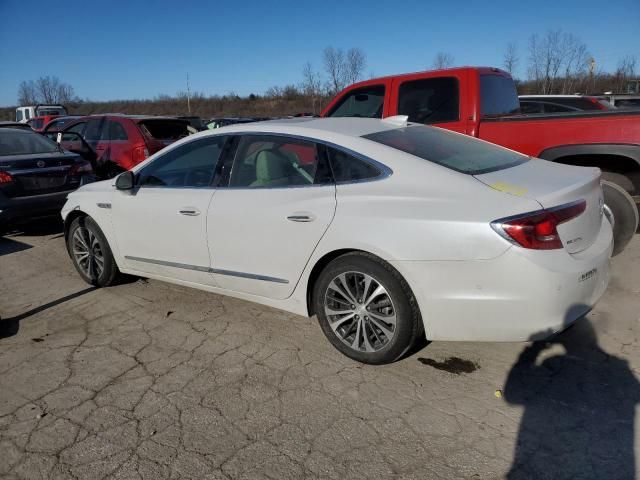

[36,160,46,168]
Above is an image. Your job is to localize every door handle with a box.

[179,208,200,216]
[287,213,315,222]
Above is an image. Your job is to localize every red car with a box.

[59,114,191,177]
[322,66,640,252]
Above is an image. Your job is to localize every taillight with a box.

[491,200,586,250]
[0,171,12,184]
[132,145,149,165]
[69,161,93,175]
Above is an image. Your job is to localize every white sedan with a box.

[61,117,613,364]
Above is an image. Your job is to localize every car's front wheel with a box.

[313,252,423,364]
[67,216,120,287]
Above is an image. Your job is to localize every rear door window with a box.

[363,125,527,175]
[327,85,385,118]
[228,135,331,187]
[102,120,129,140]
[84,118,105,141]
[397,77,459,124]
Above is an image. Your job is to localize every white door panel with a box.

[207,186,336,299]
[112,188,216,285]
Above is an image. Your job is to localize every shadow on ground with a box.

[0,237,32,256]
[504,314,640,479]
[0,287,96,340]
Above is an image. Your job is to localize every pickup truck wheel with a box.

[601,180,639,256]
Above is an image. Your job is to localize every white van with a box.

[16,105,68,122]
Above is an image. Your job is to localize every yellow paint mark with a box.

[489,181,528,197]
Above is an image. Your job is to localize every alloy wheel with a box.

[72,226,104,280]
[324,271,397,352]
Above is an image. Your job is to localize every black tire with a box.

[602,180,639,256]
[313,252,423,364]
[67,216,120,286]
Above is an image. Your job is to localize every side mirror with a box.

[115,171,135,190]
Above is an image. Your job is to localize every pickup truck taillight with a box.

[491,200,586,250]
[132,146,149,165]
[0,171,12,184]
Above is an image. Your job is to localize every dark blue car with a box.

[0,126,93,234]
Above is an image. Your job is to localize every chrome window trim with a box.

[130,131,393,191]
[125,255,289,284]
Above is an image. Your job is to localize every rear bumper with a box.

[0,190,73,225]
[391,217,613,341]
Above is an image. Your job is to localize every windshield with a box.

[0,128,59,156]
[363,125,528,174]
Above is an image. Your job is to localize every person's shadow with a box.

[504,314,640,479]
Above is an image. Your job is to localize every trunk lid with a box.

[0,152,81,197]
[474,159,603,254]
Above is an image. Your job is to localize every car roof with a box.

[207,117,405,138]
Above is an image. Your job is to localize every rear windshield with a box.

[139,120,189,140]
[0,129,59,156]
[363,125,528,175]
[480,74,520,117]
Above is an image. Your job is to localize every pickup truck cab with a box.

[16,104,67,123]
[322,67,640,253]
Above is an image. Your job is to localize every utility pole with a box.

[186,73,191,114]
[588,58,596,94]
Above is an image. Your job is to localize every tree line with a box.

[3,36,637,122]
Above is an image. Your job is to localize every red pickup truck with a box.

[322,67,640,253]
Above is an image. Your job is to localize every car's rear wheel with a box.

[313,252,422,364]
[67,216,120,286]
[601,180,639,256]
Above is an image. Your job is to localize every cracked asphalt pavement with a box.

[1,224,639,479]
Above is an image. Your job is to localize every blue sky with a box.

[0,0,638,106]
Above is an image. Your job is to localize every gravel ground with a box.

[1,222,639,480]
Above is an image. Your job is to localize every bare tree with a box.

[17,76,77,105]
[323,47,346,94]
[527,30,589,94]
[503,42,519,76]
[345,48,366,85]
[18,80,38,105]
[432,52,454,70]
[301,62,323,113]
[615,54,637,92]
